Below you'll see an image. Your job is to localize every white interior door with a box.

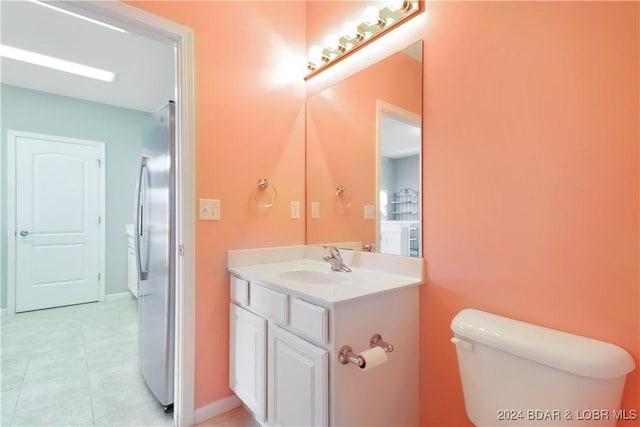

[11,132,104,313]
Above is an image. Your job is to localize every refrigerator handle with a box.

[135,156,149,281]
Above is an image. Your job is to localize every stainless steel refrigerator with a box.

[135,101,175,412]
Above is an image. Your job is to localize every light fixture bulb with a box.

[308,45,323,63]
[363,6,380,26]
[387,0,405,11]
[325,34,340,51]
[343,21,358,39]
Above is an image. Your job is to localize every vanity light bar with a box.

[306,0,421,76]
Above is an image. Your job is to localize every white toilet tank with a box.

[451,309,635,426]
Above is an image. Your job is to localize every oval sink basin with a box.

[280,268,349,284]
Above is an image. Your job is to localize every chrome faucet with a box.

[323,247,352,272]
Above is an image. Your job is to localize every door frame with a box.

[2,2,196,426]
[7,131,107,314]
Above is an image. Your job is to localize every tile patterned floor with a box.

[1,297,174,427]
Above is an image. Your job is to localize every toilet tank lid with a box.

[451,309,635,380]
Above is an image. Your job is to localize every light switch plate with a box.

[290,201,300,219]
[199,199,220,220]
[311,202,320,219]
[364,204,374,220]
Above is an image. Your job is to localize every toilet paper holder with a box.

[338,333,394,368]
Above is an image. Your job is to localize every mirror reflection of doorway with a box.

[378,104,421,257]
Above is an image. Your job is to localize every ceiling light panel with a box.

[0,44,116,82]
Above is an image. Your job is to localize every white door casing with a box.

[7,131,106,313]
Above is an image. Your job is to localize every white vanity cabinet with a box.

[228,245,422,427]
[229,275,329,426]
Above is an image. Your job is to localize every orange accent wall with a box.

[127,1,306,409]
[420,2,638,425]
[308,1,639,426]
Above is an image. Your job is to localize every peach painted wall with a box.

[421,2,638,425]
[308,1,639,426]
[306,50,421,247]
[128,1,306,409]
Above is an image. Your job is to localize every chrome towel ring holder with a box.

[254,178,278,208]
[336,185,352,208]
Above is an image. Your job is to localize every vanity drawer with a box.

[230,276,249,306]
[249,283,288,324]
[289,297,328,344]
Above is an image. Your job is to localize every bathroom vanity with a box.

[227,245,423,426]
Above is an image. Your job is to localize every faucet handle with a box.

[323,246,340,258]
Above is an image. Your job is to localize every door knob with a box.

[19,230,29,237]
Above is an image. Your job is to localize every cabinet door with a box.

[230,303,267,422]
[268,323,328,427]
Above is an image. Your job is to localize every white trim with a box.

[174,27,197,427]
[7,137,15,315]
[1,308,6,317]
[194,395,243,425]
[66,3,197,427]
[6,131,106,314]
[1,127,3,312]
[98,142,107,300]
[105,292,134,301]
[375,100,422,257]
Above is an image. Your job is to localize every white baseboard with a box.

[105,292,134,301]
[0,295,132,314]
[194,394,242,424]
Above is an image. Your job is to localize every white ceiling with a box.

[0,0,175,112]
[381,115,421,159]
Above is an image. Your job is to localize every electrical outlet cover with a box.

[291,201,300,219]
[311,202,320,219]
[364,204,374,220]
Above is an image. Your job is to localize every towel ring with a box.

[336,185,352,208]
[254,178,278,208]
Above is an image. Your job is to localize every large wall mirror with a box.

[306,40,423,257]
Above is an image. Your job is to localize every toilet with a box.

[450,309,636,426]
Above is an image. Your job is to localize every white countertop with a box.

[228,246,424,305]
